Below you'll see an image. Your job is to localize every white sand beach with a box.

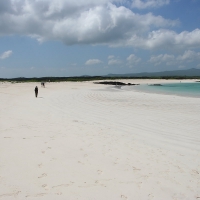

[0,80,200,200]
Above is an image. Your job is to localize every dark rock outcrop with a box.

[94,81,139,86]
[148,84,163,86]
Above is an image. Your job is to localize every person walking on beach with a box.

[41,82,45,87]
[35,86,38,98]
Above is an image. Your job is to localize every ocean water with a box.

[125,82,200,98]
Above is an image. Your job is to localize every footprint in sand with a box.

[121,195,128,199]
[26,193,47,198]
[52,184,71,189]
[133,167,141,171]
[148,193,154,199]
[78,161,84,165]
[42,184,49,189]
[42,184,47,187]
[97,170,103,175]
[38,173,47,179]
[38,163,43,168]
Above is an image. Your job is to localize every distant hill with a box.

[107,68,200,77]
[1,68,200,82]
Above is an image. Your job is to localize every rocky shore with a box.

[94,81,139,86]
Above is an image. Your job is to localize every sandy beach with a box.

[0,80,200,200]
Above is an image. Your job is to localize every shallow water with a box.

[124,82,200,98]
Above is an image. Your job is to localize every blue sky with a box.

[0,0,200,78]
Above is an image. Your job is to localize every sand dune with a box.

[0,80,200,200]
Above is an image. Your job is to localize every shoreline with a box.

[96,79,200,99]
[123,85,200,99]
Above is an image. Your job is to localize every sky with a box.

[0,0,200,78]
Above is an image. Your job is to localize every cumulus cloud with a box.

[177,50,200,62]
[149,50,200,66]
[0,0,199,51]
[149,54,175,65]
[127,54,141,66]
[85,59,103,65]
[0,50,12,59]
[0,1,177,45]
[126,29,200,50]
[108,59,122,65]
[108,55,122,65]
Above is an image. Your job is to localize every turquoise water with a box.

[128,82,200,98]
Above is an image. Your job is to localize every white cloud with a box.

[108,58,122,65]
[131,0,170,9]
[0,0,199,51]
[149,54,175,66]
[177,50,200,62]
[149,50,200,66]
[130,29,200,50]
[108,55,122,65]
[85,59,103,65]
[0,1,178,47]
[0,50,12,59]
[127,54,141,66]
